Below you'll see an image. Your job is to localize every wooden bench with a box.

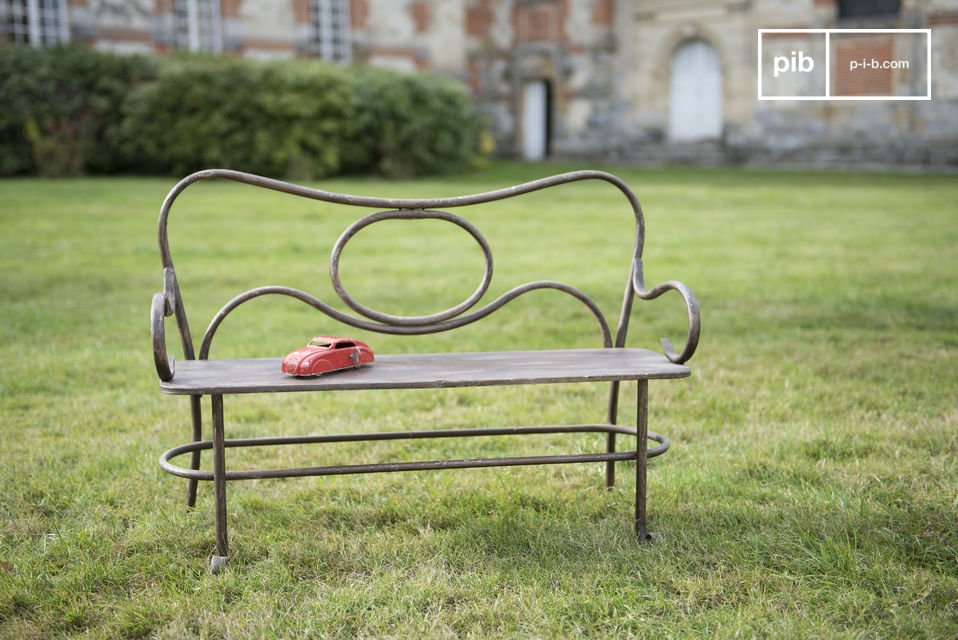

[151,169,700,573]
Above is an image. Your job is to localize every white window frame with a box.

[2,0,69,47]
[174,0,222,54]
[309,0,351,63]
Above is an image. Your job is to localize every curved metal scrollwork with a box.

[152,168,700,380]
[198,280,612,360]
[151,291,175,381]
[151,267,181,381]
[632,259,700,364]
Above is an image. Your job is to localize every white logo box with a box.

[757,29,931,101]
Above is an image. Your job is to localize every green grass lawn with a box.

[0,161,956,638]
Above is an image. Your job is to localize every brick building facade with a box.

[3,0,957,166]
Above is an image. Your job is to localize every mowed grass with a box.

[0,161,956,638]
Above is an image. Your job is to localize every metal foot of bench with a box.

[638,530,663,543]
[209,555,229,574]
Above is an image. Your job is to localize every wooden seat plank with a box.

[160,348,690,395]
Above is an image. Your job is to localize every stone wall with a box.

[459,0,958,167]
[462,0,618,156]
[58,0,958,167]
[611,0,958,166]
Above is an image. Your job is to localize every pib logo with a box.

[758,29,930,100]
[773,50,815,77]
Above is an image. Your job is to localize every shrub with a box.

[120,57,359,178]
[24,118,86,177]
[347,68,484,178]
[0,47,486,178]
[0,45,157,176]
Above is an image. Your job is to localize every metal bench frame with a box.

[151,170,700,573]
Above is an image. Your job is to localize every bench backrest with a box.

[151,170,698,382]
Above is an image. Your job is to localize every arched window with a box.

[668,39,723,142]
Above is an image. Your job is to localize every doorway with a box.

[521,79,551,160]
[668,40,723,141]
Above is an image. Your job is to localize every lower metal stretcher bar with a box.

[160,424,670,482]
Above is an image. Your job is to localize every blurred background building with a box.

[3,0,957,166]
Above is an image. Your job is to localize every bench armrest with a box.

[152,290,175,382]
[633,260,700,364]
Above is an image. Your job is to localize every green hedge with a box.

[120,57,360,178]
[0,46,485,178]
[0,46,157,176]
[347,68,483,178]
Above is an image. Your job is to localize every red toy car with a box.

[281,336,375,377]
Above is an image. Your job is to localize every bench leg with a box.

[635,380,651,542]
[210,394,229,574]
[186,394,202,509]
[605,433,616,488]
[605,381,621,489]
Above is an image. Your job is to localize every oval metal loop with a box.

[329,209,494,326]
